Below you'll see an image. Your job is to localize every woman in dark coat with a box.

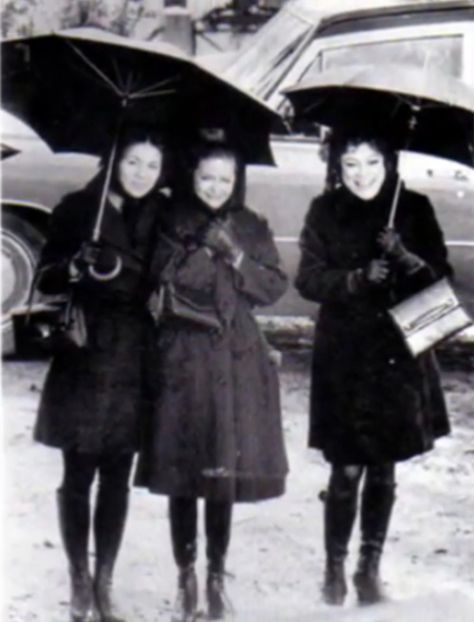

[295,128,451,607]
[136,139,289,621]
[34,126,169,622]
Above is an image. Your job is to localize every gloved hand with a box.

[203,221,242,264]
[377,227,426,274]
[365,258,391,284]
[377,227,407,259]
[70,242,120,277]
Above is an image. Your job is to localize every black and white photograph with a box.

[1,1,474,621]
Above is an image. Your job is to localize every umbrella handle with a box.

[387,111,418,229]
[88,255,123,281]
[386,175,403,229]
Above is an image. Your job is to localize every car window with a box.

[224,5,319,100]
[312,34,463,78]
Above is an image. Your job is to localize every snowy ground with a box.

[2,356,474,621]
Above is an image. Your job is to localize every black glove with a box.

[202,221,242,263]
[365,258,391,284]
[377,227,426,274]
[70,242,119,276]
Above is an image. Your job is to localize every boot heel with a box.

[173,565,198,622]
[322,560,347,606]
[94,572,126,622]
[70,568,99,622]
[206,570,234,620]
[353,554,385,605]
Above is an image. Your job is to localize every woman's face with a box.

[340,142,386,201]
[117,141,163,199]
[193,155,237,211]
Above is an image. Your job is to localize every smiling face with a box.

[340,142,387,201]
[117,141,163,199]
[193,154,237,210]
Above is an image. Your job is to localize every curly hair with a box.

[324,128,399,192]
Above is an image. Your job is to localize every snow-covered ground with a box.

[3,358,474,621]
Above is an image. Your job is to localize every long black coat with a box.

[135,200,289,502]
[295,180,451,465]
[34,178,167,454]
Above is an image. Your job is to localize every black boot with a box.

[174,564,198,622]
[93,481,129,622]
[206,569,226,621]
[57,489,98,622]
[322,467,361,606]
[353,465,396,605]
[170,497,198,622]
[205,500,233,620]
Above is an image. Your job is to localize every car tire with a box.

[2,211,45,355]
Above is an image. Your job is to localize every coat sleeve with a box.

[410,194,453,280]
[36,196,85,295]
[295,198,360,304]
[394,193,453,296]
[232,216,288,307]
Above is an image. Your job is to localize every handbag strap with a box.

[24,265,74,326]
[23,268,43,326]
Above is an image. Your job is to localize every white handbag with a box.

[388,278,472,356]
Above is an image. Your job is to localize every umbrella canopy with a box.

[283,63,474,167]
[1,143,20,160]
[2,28,283,165]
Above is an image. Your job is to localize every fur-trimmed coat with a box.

[135,199,289,501]
[34,179,167,454]
[295,181,451,465]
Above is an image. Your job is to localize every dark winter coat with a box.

[34,178,168,454]
[135,199,289,501]
[295,180,451,465]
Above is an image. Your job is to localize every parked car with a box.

[228,0,474,330]
[2,0,474,352]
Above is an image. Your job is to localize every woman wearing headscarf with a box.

[295,127,451,606]
[136,138,289,621]
[34,125,169,622]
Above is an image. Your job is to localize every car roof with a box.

[224,0,474,105]
[317,1,474,37]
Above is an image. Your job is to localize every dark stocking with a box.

[322,465,363,605]
[205,500,233,620]
[60,451,97,621]
[354,463,396,604]
[169,497,198,622]
[93,452,133,622]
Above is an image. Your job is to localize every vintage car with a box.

[2,0,474,352]
[230,0,474,330]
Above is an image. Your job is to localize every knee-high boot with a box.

[205,500,233,620]
[57,488,98,622]
[322,467,361,606]
[353,465,396,605]
[170,497,198,622]
[93,483,129,622]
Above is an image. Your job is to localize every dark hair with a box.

[175,140,246,209]
[101,124,169,195]
[324,128,399,192]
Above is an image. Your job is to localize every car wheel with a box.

[2,211,45,354]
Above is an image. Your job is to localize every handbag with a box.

[148,281,222,331]
[388,278,472,357]
[12,269,88,356]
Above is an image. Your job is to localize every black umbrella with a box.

[284,63,474,169]
[283,63,474,226]
[2,28,280,163]
[2,28,282,247]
